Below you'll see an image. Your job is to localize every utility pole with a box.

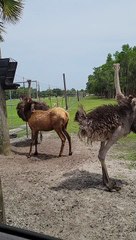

[63,73,68,110]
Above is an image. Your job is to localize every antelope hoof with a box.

[27,155,31,158]
[69,152,72,156]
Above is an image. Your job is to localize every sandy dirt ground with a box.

[0,132,136,240]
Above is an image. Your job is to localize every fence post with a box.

[77,90,80,101]
[63,73,68,110]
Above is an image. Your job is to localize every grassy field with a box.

[6,96,116,132]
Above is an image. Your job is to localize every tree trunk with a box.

[0,85,11,155]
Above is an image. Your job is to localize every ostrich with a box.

[75,95,136,191]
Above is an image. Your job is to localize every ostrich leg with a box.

[98,137,121,191]
[98,142,110,184]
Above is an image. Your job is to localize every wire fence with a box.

[7,89,84,140]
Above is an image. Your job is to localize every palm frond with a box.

[0,0,24,23]
[0,21,5,42]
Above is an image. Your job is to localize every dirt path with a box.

[0,133,136,240]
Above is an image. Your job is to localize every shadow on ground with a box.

[51,169,128,191]
[11,139,31,147]
[11,148,58,160]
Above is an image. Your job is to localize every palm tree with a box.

[0,0,24,41]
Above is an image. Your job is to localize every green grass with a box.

[6,96,136,168]
[113,132,136,169]
[67,96,116,133]
[6,96,116,131]
[41,96,116,133]
[7,99,24,129]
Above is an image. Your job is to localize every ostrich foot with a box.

[105,180,121,192]
[34,152,38,156]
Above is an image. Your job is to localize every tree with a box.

[86,44,136,98]
[52,88,63,97]
[0,0,24,155]
[0,0,24,41]
[114,44,135,95]
[87,63,114,98]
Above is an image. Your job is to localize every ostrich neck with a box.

[113,63,124,97]
[114,67,121,94]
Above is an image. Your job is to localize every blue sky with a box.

[1,0,136,90]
